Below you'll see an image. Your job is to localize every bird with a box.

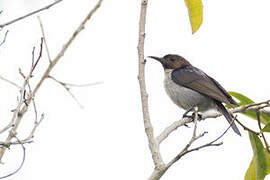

[148,54,241,136]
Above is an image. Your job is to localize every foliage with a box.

[184,0,203,34]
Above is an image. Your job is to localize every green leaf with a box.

[228,91,270,125]
[261,114,270,125]
[229,91,254,104]
[245,150,270,180]
[245,158,256,180]
[184,0,203,34]
[262,122,270,133]
[245,132,270,180]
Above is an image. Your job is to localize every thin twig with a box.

[24,114,44,142]
[0,0,104,162]
[25,84,44,141]
[167,123,228,169]
[31,38,43,74]
[28,84,38,123]
[234,117,259,135]
[0,136,26,179]
[0,38,44,161]
[149,108,223,180]
[0,0,62,28]
[31,0,104,98]
[48,75,102,87]
[0,30,8,46]
[256,111,270,153]
[31,47,36,67]
[0,140,33,146]
[232,100,270,116]
[38,16,52,63]
[0,75,21,89]
[48,75,102,108]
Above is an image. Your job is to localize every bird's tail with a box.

[214,100,241,136]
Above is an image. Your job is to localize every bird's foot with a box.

[183,112,202,121]
[192,112,202,120]
[182,108,194,118]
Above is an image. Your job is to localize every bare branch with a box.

[0,0,62,29]
[48,75,102,108]
[0,0,104,162]
[0,30,8,46]
[0,75,21,89]
[234,117,259,135]
[233,100,270,116]
[49,76,83,108]
[31,0,103,98]
[28,84,38,122]
[24,84,44,141]
[38,16,52,63]
[24,114,44,142]
[0,140,33,146]
[0,136,26,179]
[137,0,164,168]
[0,123,14,135]
[31,38,43,74]
[48,75,102,88]
[166,107,213,168]
[156,117,192,144]
[0,38,44,161]
[157,100,270,145]
[148,99,270,179]
[149,108,222,180]
[166,130,226,172]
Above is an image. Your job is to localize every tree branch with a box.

[157,100,270,146]
[144,97,270,180]
[156,117,192,145]
[47,75,101,108]
[0,75,21,89]
[0,136,26,179]
[0,0,62,29]
[0,30,8,46]
[149,108,223,180]
[37,16,52,63]
[256,111,270,153]
[137,0,165,169]
[234,117,259,135]
[0,0,103,162]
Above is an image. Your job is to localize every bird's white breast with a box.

[164,69,213,111]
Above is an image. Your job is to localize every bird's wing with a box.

[171,66,238,106]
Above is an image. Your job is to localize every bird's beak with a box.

[148,56,163,62]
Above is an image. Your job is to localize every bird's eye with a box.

[170,58,175,62]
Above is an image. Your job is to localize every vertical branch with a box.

[256,111,270,153]
[137,0,164,168]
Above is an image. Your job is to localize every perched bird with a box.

[148,54,241,136]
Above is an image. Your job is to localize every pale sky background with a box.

[0,0,269,179]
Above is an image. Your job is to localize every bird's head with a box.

[148,54,191,69]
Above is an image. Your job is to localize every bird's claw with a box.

[182,112,202,121]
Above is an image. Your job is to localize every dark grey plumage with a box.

[149,54,241,136]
